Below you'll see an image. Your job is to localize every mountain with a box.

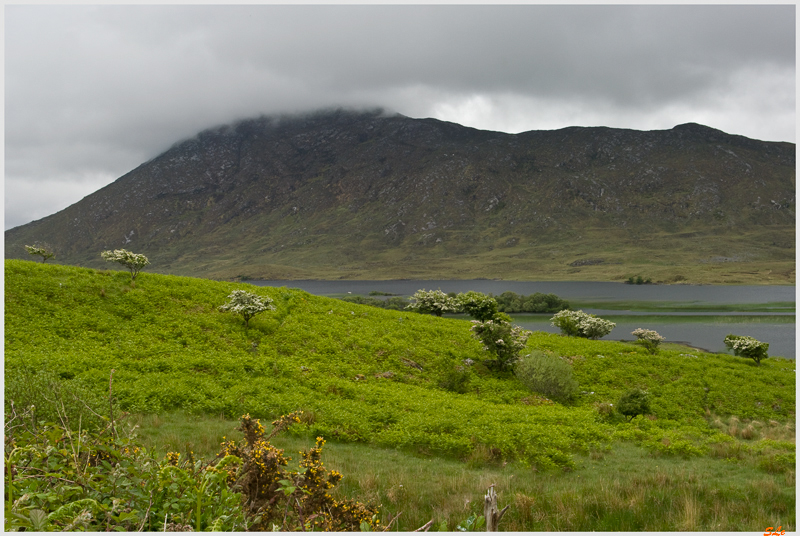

[5,108,795,283]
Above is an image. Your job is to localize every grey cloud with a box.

[4,4,795,230]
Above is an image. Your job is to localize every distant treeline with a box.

[492,291,569,314]
[339,291,569,314]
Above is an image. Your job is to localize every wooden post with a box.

[484,485,509,532]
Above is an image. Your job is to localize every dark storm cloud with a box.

[5,4,795,230]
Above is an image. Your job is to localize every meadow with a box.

[4,259,795,531]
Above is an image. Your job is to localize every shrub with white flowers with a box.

[724,334,769,366]
[632,328,665,354]
[470,317,531,371]
[405,289,459,317]
[25,243,56,263]
[219,290,276,328]
[101,249,150,284]
[550,310,615,339]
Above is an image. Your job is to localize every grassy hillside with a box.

[6,258,794,456]
[4,260,796,529]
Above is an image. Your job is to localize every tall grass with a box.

[133,413,795,531]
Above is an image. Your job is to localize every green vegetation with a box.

[617,388,652,422]
[725,334,770,366]
[340,294,410,310]
[123,412,797,531]
[5,410,246,531]
[339,290,568,318]
[5,260,796,531]
[469,316,531,371]
[517,313,795,329]
[5,408,379,531]
[515,350,579,403]
[456,291,500,321]
[493,291,570,314]
[5,368,118,433]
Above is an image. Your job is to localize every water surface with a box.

[512,314,795,359]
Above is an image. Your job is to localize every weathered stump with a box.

[484,485,509,531]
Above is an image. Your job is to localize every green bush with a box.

[456,291,499,321]
[494,291,569,313]
[643,436,705,458]
[5,417,245,531]
[438,367,472,394]
[470,318,531,371]
[617,388,651,422]
[4,367,117,432]
[757,452,795,474]
[515,351,579,403]
[4,411,379,532]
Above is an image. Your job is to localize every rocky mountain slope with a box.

[5,109,795,282]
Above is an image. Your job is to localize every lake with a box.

[250,280,796,359]
[511,314,795,358]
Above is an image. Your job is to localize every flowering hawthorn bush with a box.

[100,249,150,284]
[24,244,55,263]
[218,290,276,328]
[632,328,665,354]
[550,310,615,339]
[724,334,769,366]
[406,289,459,317]
[470,318,531,371]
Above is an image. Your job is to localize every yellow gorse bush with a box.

[215,412,381,531]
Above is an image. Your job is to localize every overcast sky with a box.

[5,4,796,231]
